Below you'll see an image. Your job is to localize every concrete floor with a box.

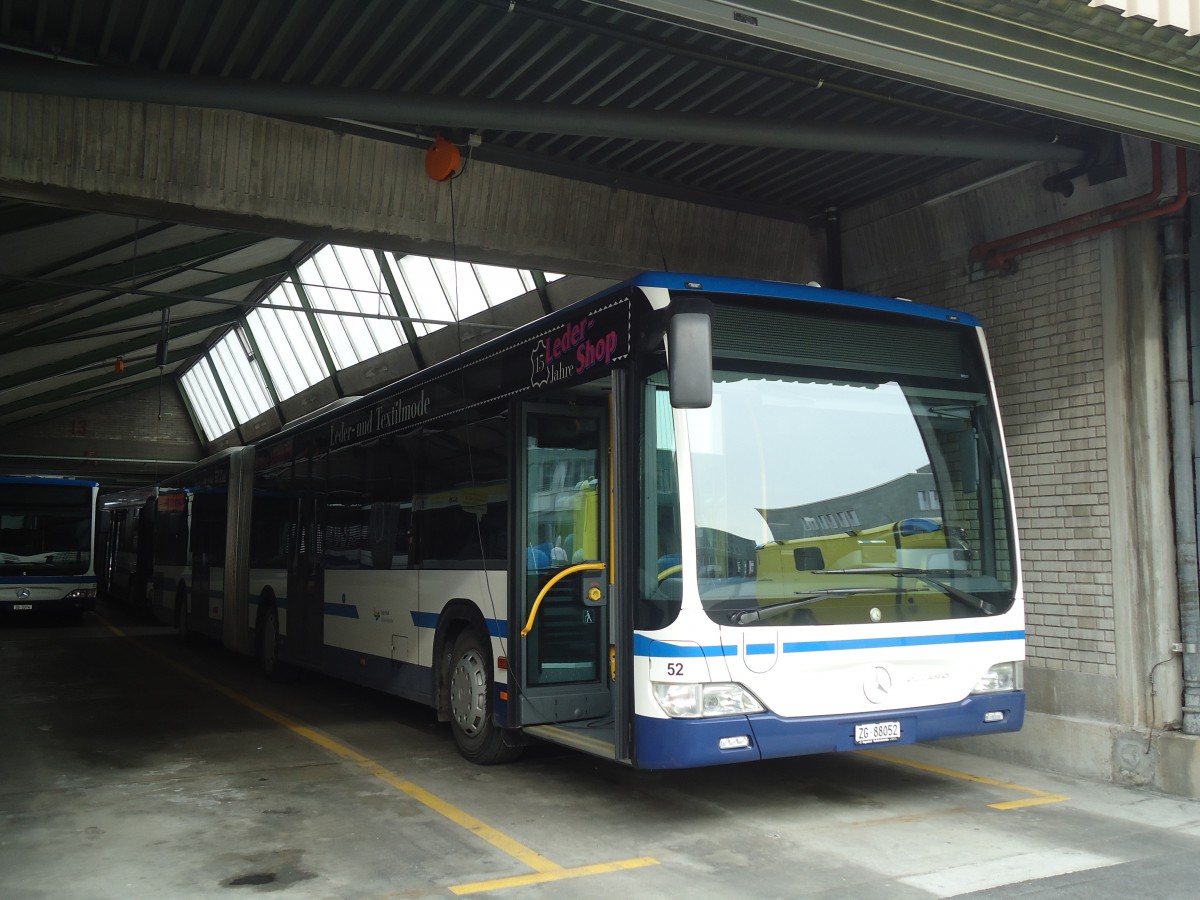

[4,601,1200,900]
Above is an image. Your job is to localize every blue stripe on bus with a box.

[325,603,360,618]
[0,575,95,585]
[485,618,508,639]
[410,610,508,639]
[412,611,439,629]
[635,630,1024,658]
[633,636,731,657]
[780,631,1025,653]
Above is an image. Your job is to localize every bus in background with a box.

[149,447,252,648]
[161,272,1024,769]
[0,475,99,620]
[97,489,157,610]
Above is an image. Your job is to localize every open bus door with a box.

[514,403,616,756]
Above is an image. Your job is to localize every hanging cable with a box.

[448,161,508,664]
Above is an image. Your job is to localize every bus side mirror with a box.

[668,301,713,409]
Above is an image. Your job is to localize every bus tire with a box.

[447,629,523,765]
[258,603,295,682]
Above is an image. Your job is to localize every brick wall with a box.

[0,381,202,489]
[854,237,1118,680]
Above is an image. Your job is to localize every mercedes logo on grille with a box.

[863,666,892,704]
[17,588,30,600]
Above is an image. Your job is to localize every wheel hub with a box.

[450,648,487,736]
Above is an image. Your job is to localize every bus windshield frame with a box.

[0,480,95,577]
[640,307,1017,631]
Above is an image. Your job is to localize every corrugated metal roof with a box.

[1092,0,1200,36]
[0,0,1112,223]
[623,0,1200,147]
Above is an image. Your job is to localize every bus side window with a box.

[638,381,683,631]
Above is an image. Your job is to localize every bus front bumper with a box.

[632,691,1025,770]
[0,590,97,616]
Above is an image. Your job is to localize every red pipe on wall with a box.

[970,144,1189,272]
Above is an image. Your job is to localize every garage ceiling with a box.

[0,0,1196,448]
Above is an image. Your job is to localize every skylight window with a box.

[388,255,451,337]
[245,282,331,401]
[178,245,563,444]
[209,328,273,424]
[298,246,406,369]
[180,360,235,442]
[430,258,488,320]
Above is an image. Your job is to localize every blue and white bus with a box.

[0,475,99,620]
[154,273,1024,768]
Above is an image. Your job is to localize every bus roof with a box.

[0,475,99,488]
[625,272,980,328]
[252,271,984,452]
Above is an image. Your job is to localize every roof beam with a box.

[0,231,268,309]
[0,56,1088,163]
[0,358,161,421]
[0,260,290,352]
[0,308,240,392]
[0,204,86,236]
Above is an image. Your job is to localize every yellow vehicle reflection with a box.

[750,518,971,625]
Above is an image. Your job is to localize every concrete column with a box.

[1101,224,1182,737]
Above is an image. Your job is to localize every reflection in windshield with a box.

[0,483,93,576]
[644,370,1015,628]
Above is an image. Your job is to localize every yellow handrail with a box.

[521,562,606,637]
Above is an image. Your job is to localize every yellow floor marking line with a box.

[450,857,659,896]
[859,749,1069,809]
[99,614,659,892]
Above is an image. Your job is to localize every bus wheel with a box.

[447,630,523,765]
[258,604,294,682]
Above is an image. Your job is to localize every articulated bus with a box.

[0,475,99,619]
[151,272,1024,768]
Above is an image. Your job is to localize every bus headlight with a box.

[972,661,1023,694]
[652,682,765,718]
[64,588,97,600]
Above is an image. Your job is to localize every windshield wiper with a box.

[815,567,1000,616]
[729,586,898,625]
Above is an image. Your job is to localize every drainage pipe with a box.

[972,147,1189,272]
[0,58,1088,164]
[1165,212,1200,735]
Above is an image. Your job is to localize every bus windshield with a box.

[645,364,1017,628]
[0,482,94,576]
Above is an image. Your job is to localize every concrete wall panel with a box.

[0,92,823,282]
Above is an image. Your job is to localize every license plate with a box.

[12,604,32,610]
[855,720,901,744]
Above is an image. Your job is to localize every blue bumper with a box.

[633,691,1025,770]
